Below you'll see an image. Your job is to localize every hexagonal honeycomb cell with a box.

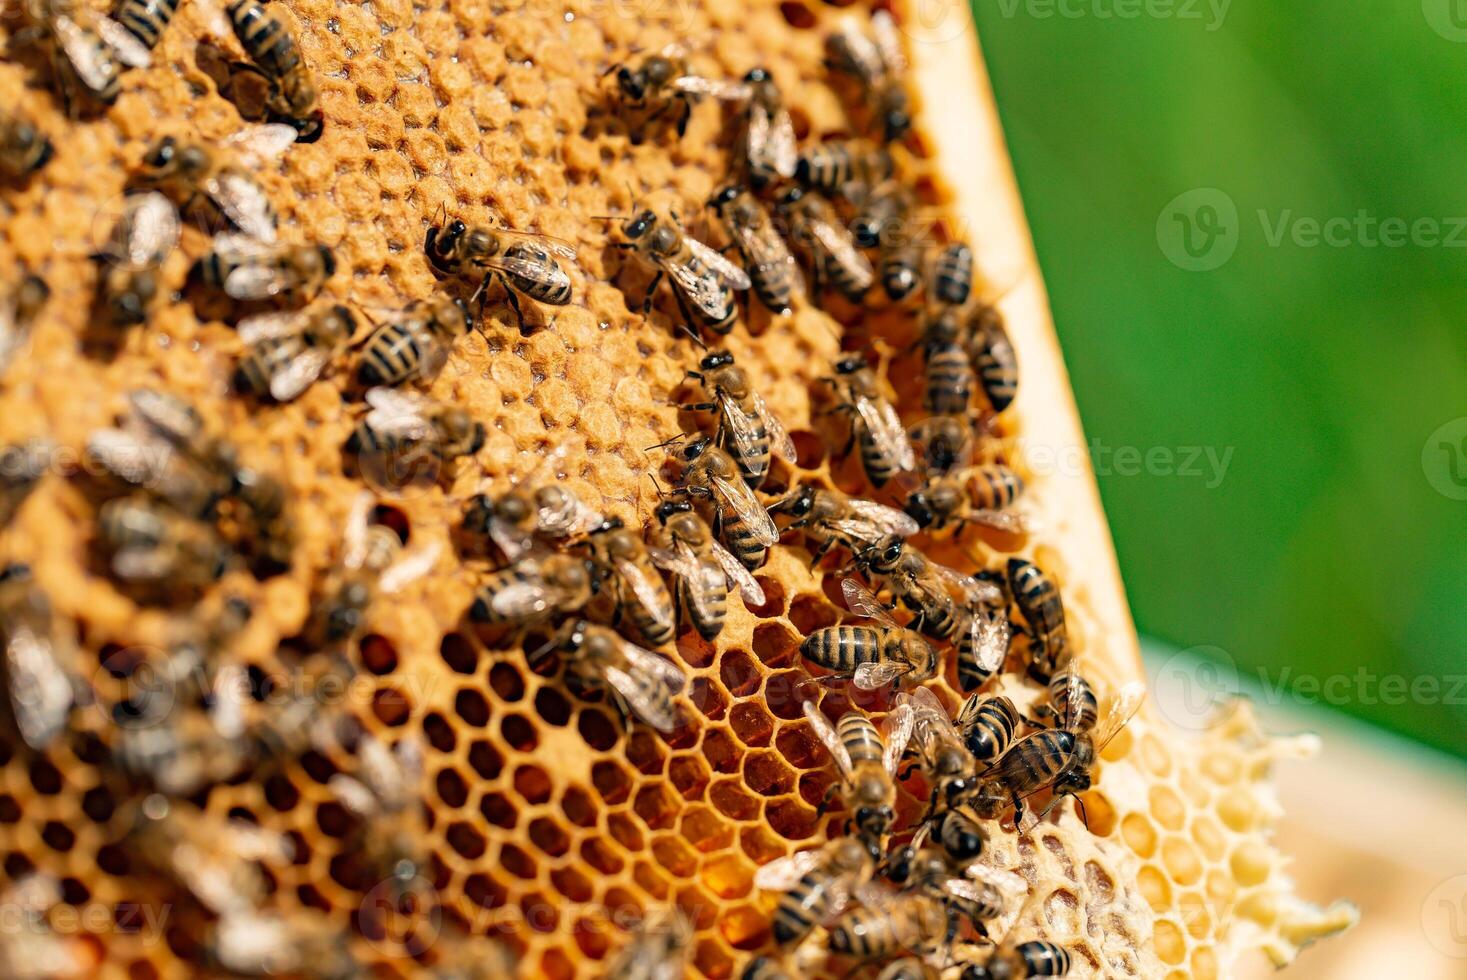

[0,0,1356,976]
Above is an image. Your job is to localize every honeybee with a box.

[193,234,334,302]
[0,274,49,375]
[354,293,470,388]
[614,208,750,336]
[649,499,765,640]
[0,111,54,181]
[128,792,294,917]
[778,186,873,303]
[959,939,1072,979]
[531,619,687,732]
[469,552,594,628]
[908,414,975,477]
[136,126,294,242]
[826,889,952,962]
[583,518,677,647]
[0,875,89,979]
[1003,557,1067,678]
[309,492,440,644]
[245,654,355,768]
[223,0,323,139]
[970,303,1018,413]
[795,140,892,200]
[27,0,151,109]
[328,733,426,892]
[665,434,779,570]
[608,44,750,140]
[903,465,1029,537]
[882,240,924,302]
[822,354,917,487]
[955,692,1021,763]
[969,666,1145,827]
[849,847,1024,953]
[461,443,604,561]
[95,190,178,327]
[708,186,804,314]
[954,602,1012,693]
[607,909,693,980]
[97,495,232,592]
[898,686,982,825]
[0,440,50,527]
[109,687,245,795]
[112,0,179,51]
[740,957,795,980]
[733,68,798,186]
[769,483,918,565]
[1028,660,1097,733]
[802,697,913,849]
[345,387,486,474]
[853,181,911,250]
[753,836,877,946]
[424,219,577,333]
[932,241,974,307]
[684,350,795,490]
[922,306,977,416]
[824,9,911,143]
[0,563,75,750]
[799,578,937,689]
[851,536,972,642]
[233,302,358,401]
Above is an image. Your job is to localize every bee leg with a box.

[501,279,528,334]
[675,96,693,137]
[641,270,664,313]
[807,538,834,570]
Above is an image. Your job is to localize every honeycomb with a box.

[0,0,1357,976]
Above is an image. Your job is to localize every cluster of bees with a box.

[0,0,1148,977]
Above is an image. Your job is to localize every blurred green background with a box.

[969,0,1467,759]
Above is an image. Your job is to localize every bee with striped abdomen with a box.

[606,909,693,980]
[531,619,687,732]
[931,241,974,307]
[354,293,470,388]
[234,302,358,401]
[960,939,1072,979]
[97,494,233,594]
[666,434,779,570]
[802,697,913,850]
[648,499,765,641]
[328,733,426,893]
[921,306,977,416]
[193,234,334,303]
[461,443,604,562]
[733,68,798,186]
[136,125,295,242]
[740,957,795,980]
[754,836,876,946]
[908,415,975,477]
[469,552,595,629]
[1004,557,1067,679]
[424,217,577,332]
[769,482,918,566]
[824,9,911,143]
[903,464,1029,538]
[684,350,796,490]
[223,0,322,139]
[800,578,937,690]
[0,111,53,181]
[345,387,485,477]
[955,692,1021,763]
[821,354,917,488]
[109,686,246,796]
[614,208,750,336]
[27,0,151,110]
[898,686,982,838]
[708,186,803,314]
[826,888,952,962]
[954,601,1013,693]
[795,139,892,200]
[778,186,873,304]
[850,536,969,642]
[607,44,750,140]
[0,563,76,751]
[0,274,49,375]
[95,191,178,328]
[970,304,1018,413]
[112,0,178,52]
[585,517,678,647]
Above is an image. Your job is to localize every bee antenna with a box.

[677,323,706,348]
[643,434,686,452]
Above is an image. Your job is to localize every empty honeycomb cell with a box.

[359,634,400,674]
[774,724,824,769]
[80,786,114,824]
[720,904,770,950]
[762,671,812,721]
[502,714,539,751]
[751,622,800,668]
[1138,863,1174,912]
[1180,891,1213,939]
[729,702,774,747]
[1153,918,1187,966]
[439,632,479,675]
[633,861,670,901]
[1205,869,1237,907]
[468,739,504,779]
[448,822,488,859]
[1229,840,1271,887]
[626,730,668,775]
[1078,790,1117,836]
[701,728,742,775]
[608,812,645,853]
[1192,815,1226,862]
[573,918,612,960]
[560,786,599,828]
[743,752,796,797]
[529,817,572,858]
[651,835,700,878]
[1201,750,1241,785]
[668,754,712,801]
[745,577,786,619]
[709,779,761,822]
[679,805,736,854]
[1121,812,1158,859]
[27,757,63,795]
[534,687,573,726]
[1161,836,1203,887]
[764,798,819,840]
[490,662,527,702]
[1217,792,1258,833]
[423,712,458,753]
[436,768,469,808]
[719,649,763,698]
[541,947,575,980]
[577,709,619,751]
[41,820,75,852]
[633,784,679,831]
[501,844,540,881]
[455,687,492,727]
[581,837,624,877]
[1191,944,1219,980]
[676,632,718,670]
[688,677,730,721]
[514,765,555,805]
[1149,784,1186,831]
[788,591,839,634]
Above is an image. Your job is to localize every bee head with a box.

[902,492,936,529]
[698,351,735,371]
[833,354,865,376]
[622,210,657,240]
[141,136,175,170]
[677,434,711,462]
[285,109,325,144]
[654,499,692,524]
[615,64,645,101]
[771,484,816,520]
[880,844,915,883]
[0,563,32,586]
[776,185,806,210]
[940,812,985,860]
[593,516,625,536]
[883,108,911,143]
[709,185,741,210]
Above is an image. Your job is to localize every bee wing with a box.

[715,390,764,468]
[488,579,554,620]
[685,237,751,289]
[364,387,432,439]
[487,518,533,563]
[121,192,179,266]
[844,497,920,538]
[614,557,675,637]
[224,261,292,300]
[237,311,303,344]
[209,663,248,740]
[327,773,379,817]
[750,391,796,462]
[618,640,686,693]
[903,686,962,745]
[767,109,798,179]
[753,849,824,891]
[683,555,728,627]
[209,231,273,261]
[801,700,852,775]
[341,491,374,569]
[7,873,62,914]
[268,348,330,402]
[932,562,982,602]
[5,623,73,750]
[854,661,911,690]
[225,123,298,167]
[710,474,778,546]
[965,608,1011,676]
[95,14,151,67]
[1092,681,1147,753]
[969,509,1033,535]
[484,250,572,294]
[853,395,916,473]
[744,99,770,163]
[881,702,915,775]
[490,228,579,260]
[870,9,908,73]
[603,665,677,732]
[88,427,165,485]
[205,174,277,243]
[555,496,606,538]
[964,863,1028,903]
[666,262,731,320]
[840,577,898,628]
[380,541,441,594]
[826,518,890,550]
[52,16,117,94]
[810,219,873,287]
[112,546,173,581]
[709,540,765,606]
[831,18,885,77]
[669,75,752,100]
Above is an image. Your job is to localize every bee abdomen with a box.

[857,427,897,487]
[923,344,974,415]
[932,242,973,306]
[358,324,423,387]
[773,873,829,945]
[1050,674,1097,732]
[881,246,921,301]
[837,714,883,765]
[502,244,572,304]
[973,323,1018,412]
[233,336,295,398]
[964,697,1018,760]
[116,0,179,49]
[1018,940,1072,977]
[718,512,767,570]
[227,0,301,76]
[728,411,771,487]
[629,593,676,647]
[469,566,529,623]
[969,464,1024,510]
[800,625,879,671]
